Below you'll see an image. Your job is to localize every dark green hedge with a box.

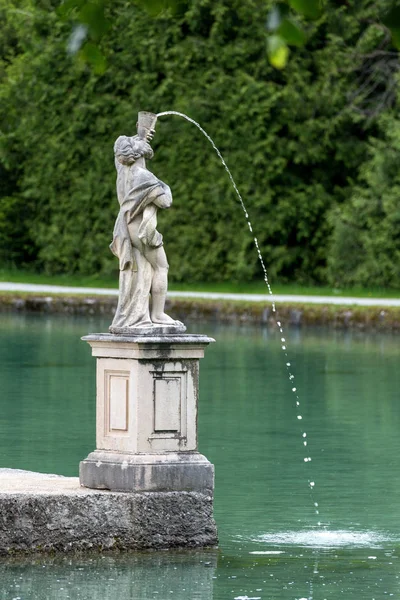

[0,0,399,287]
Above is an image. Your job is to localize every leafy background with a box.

[1,0,399,288]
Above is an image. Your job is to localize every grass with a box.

[0,269,117,289]
[0,268,400,298]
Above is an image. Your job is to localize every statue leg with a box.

[143,245,178,325]
[111,256,153,329]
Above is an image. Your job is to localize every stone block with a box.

[0,469,218,554]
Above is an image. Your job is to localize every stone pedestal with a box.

[79,333,215,494]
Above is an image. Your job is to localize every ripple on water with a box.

[252,529,395,548]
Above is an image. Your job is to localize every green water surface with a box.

[1,313,400,599]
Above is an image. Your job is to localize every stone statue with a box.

[109,112,185,334]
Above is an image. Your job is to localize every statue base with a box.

[109,322,186,336]
[80,451,214,493]
[79,333,215,493]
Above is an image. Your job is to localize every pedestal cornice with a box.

[82,332,215,359]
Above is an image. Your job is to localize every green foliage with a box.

[383,4,400,49]
[328,114,400,288]
[55,0,400,72]
[59,0,186,71]
[0,0,399,287]
[288,0,321,20]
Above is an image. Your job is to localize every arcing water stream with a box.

[157,110,320,525]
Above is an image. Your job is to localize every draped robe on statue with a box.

[110,158,171,328]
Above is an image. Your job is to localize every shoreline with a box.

[1,292,400,331]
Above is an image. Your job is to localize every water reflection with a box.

[0,551,217,600]
[2,545,399,599]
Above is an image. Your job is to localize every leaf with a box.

[78,1,110,40]
[383,6,400,49]
[267,34,290,69]
[57,0,87,19]
[266,4,289,32]
[79,41,106,73]
[390,27,400,49]
[289,0,321,20]
[278,18,307,47]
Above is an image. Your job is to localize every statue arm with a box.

[148,181,172,209]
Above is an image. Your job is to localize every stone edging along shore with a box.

[1,293,400,331]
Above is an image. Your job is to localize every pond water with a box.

[1,312,400,599]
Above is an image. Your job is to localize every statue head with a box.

[114,135,154,166]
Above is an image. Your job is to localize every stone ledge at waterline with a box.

[1,293,400,330]
[0,469,218,555]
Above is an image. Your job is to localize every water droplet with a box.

[292,387,296,392]
[282,346,286,350]
[303,441,307,446]
[286,362,290,367]
[314,503,318,507]
[297,415,302,420]
[309,481,315,487]
[281,338,286,342]
[296,401,300,406]
[302,433,307,437]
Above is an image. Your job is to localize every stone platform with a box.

[0,469,217,555]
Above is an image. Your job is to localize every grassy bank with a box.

[1,292,400,331]
[1,269,400,299]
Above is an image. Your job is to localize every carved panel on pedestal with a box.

[154,377,181,432]
[151,368,187,442]
[105,370,130,434]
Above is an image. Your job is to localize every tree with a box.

[0,0,399,287]
[58,0,400,72]
[328,113,400,288]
